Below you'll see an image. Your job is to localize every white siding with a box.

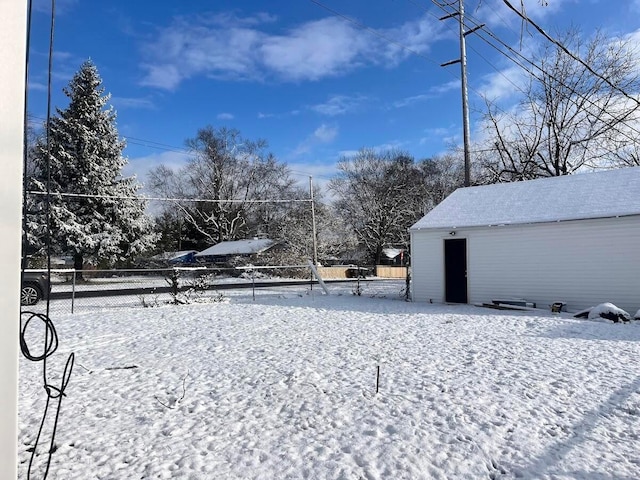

[411,216,640,313]
[410,230,447,304]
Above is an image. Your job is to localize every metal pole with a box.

[459,0,471,187]
[309,176,319,265]
[71,269,76,314]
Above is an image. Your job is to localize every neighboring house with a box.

[147,250,198,266]
[194,238,278,264]
[380,247,407,266]
[409,167,640,313]
[167,250,198,265]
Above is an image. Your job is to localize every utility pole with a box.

[309,176,318,265]
[440,0,483,187]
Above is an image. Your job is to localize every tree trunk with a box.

[374,245,383,266]
[74,252,84,281]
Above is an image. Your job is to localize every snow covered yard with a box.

[18,285,640,479]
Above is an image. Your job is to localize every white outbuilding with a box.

[409,167,640,313]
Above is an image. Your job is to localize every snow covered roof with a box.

[382,247,404,259]
[169,250,197,260]
[150,250,197,261]
[195,239,276,257]
[411,167,640,230]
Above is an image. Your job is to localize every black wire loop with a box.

[20,312,58,362]
[20,311,74,480]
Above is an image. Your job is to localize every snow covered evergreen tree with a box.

[28,60,156,273]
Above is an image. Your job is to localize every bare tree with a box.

[258,190,358,270]
[480,29,640,182]
[419,152,468,212]
[329,149,428,265]
[148,126,299,248]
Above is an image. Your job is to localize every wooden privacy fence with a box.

[317,266,358,279]
[318,265,408,279]
[375,266,408,278]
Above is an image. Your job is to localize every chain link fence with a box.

[22,265,409,315]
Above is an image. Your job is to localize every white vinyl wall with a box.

[410,215,640,314]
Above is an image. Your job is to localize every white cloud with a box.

[310,94,368,116]
[393,94,432,109]
[140,64,184,91]
[380,15,449,63]
[286,160,340,193]
[260,17,370,81]
[477,64,529,103]
[140,19,264,89]
[111,96,155,110]
[291,124,339,157]
[217,113,235,120]
[123,150,190,189]
[313,124,338,143]
[140,12,444,89]
[430,80,460,95]
[392,80,460,108]
[28,82,48,92]
[257,110,300,119]
[287,160,339,179]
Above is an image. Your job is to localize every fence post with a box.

[252,269,255,301]
[307,261,329,295]
[71,269,76,314]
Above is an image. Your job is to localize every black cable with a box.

[21,0,34,277]
[20,312,75,480]
[463,11,640,144]
[429,0,640,145]
[21,0,74,478]
[501,0,640,107]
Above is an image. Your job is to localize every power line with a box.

[501,0,640,107]
[123,136,190,154]
[313,0,637,167]
[461,11,640,143]
[27,113,336,180]
[396,0,529,113]
[26,190,312,204]
[27,114,192,155]
[429,0,640,145]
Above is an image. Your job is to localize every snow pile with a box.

[18,284,640,479]
[587,303,632,323]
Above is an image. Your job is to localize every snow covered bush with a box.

[588,303,632,323]
[165,270,224,305]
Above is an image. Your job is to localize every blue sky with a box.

[26,0,640,191]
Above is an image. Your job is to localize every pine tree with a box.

[28,60,157,274]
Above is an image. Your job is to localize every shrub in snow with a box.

[164,270,222,304]
[635,309,640,320]
[587,303,632,323]
[239,270,269,280]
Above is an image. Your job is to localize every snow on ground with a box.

[18,282,640,479]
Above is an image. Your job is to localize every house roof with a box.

[195,239,276,257]
[410,167,640,230]
[150,250,197,261]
